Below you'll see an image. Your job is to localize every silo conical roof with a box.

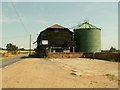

[74,22,101,30]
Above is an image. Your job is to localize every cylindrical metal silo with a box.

[74,22,101,52]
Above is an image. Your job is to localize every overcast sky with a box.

[1,1,118,50]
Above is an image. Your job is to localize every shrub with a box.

[6,43,18,54]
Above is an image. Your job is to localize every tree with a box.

[109,46,116,52]
[19,48,25,50]
[6,43,18,54]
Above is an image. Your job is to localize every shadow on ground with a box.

[20,55,42,59]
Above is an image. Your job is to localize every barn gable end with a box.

[36,24,76,57]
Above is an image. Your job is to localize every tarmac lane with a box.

[1,54,28,68]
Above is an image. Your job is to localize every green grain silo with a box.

[74,22,101,52]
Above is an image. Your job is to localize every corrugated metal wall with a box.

[74,29,101,52]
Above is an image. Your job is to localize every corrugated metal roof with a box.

[47,24,66,29]
[74,22,101,30]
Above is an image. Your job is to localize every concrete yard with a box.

[2,58,118,88]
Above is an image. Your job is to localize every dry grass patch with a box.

[104,74,118,81]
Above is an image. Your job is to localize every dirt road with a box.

[2,58,118,88]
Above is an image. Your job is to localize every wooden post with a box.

[73,47,75,53]
[29,34,31,55]
[49,47,51,53]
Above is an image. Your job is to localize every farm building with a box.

[36,22,101,57]
[74,21,101,52]
[36,24,76,57]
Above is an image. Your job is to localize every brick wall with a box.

[47,52,120,62]
[94,52,120,61]
[48,53,83,58]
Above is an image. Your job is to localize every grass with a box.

[0,50,7,53]
[0,50,35,58]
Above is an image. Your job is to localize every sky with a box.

[1,1,119,50]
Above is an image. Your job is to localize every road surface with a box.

[2,58,118,88]
[1,54,28,68]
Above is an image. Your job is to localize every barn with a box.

[36,24,76,57]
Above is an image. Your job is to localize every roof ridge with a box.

[75,22,100,30]
[47,24,66,29]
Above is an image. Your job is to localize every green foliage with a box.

[109,46,116,52]
[6,43,18,54]
[19,48,25,50]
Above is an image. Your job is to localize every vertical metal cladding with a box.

[74,22,101,52]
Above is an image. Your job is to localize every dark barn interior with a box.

[36,24,76,57]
